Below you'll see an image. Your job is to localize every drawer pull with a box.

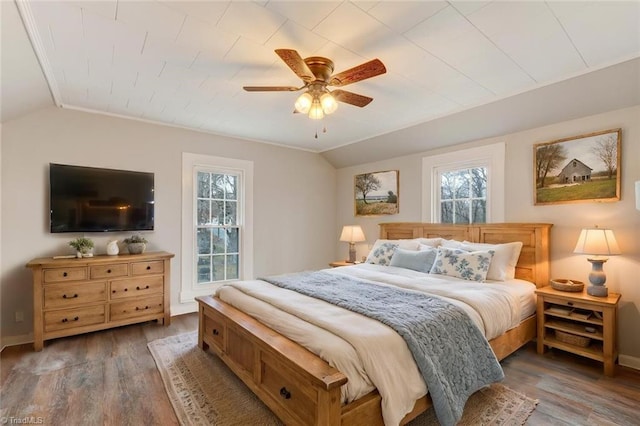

[107,269,112,273]
[63,272,68,277]
[212,329,219,336]
[61,316,80,323]
[136,285,150,290]
[279,387,291,400]
[135,306,150,311]
[146,266,151,270]
[567,302,574,306]
[62,294,79,299]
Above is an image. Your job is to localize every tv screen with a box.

[49,163,154,233]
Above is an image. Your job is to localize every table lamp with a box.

[573,226,620,297]
[340,225,366,263]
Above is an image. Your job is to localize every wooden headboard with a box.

[379,222,552,288]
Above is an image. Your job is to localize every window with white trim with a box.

[181,153,253,304]
[422,143,505,224]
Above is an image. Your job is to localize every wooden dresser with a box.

[26,251,174,351]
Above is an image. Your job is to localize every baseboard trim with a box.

[171,302,198,316]
[1,333,34,352]
[619,354,640,371]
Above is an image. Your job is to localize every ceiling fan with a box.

[243,49,387,120]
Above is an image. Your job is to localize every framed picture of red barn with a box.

[533,128,621,205]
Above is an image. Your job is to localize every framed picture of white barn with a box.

[533,128,621,205]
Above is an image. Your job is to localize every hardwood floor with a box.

[2,313,639,425]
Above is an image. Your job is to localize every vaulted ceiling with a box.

[3,1,640,155]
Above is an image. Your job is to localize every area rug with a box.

[148,332,537,425]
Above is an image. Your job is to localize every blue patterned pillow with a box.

[365,242,399,266]
[390,247,437,273]
[430,247,495,282]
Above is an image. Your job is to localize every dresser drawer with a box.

[131,260,164,276]
[44,305,106,332]
[110,295,164,322]
[110,276,163,300]
[90,263,128,280]
[43,267,87,283]
[44,281,107,309]
[203,310,225,351]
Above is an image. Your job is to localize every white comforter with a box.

[215,263,535,426]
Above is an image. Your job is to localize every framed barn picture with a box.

[533,128,621,205]
[354,170,399,216]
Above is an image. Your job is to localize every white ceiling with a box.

[7,1,640,152]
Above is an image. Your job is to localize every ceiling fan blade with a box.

[331,89,373,107]
[329,59,386,87]
[275,49,316,83]
[243,86,301,92]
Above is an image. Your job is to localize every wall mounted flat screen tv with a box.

[50,163,154,233]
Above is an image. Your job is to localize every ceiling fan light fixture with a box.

[308,98,325,120]
[294,92,313,114]
[320,92,338,114]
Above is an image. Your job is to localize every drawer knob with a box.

[136,306,150,311]
[146,266,151,270]
[73,316,79,321]
[63,272,68,277]
[62,318,68,323]
[279,387,291,400]
[212,329,219,336]
[567,301,574,306]
[61,317,79,322]
[62,294,79,299]
[136,285,150,290]
[107,269,112,273]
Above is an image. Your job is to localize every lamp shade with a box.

[340,225,366,243]
[573,227,621,256]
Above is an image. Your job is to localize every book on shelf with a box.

[547,306,572,315]
[570,310,592,320]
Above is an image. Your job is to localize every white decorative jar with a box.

[106,240,119,256]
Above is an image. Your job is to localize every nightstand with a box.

[535,286,620,376]
[329,261,354,268]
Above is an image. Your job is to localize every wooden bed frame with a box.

[196,223,552,426]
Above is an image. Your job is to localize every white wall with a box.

[1,107,336,345]
[336,105,640,367]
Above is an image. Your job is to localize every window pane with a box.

[227,254,239,280]
[197,228,211,254]
[227,228,239,253]
[197,200,210,226]
[441,173,454,200]
[197,172,210,198]
[454,200,470,224]
[454,171,470,198]
[212,174,225,199]
[441,201,453,223]
[212,255,225,281]
[212,228,225,254]
[197,256,211,283]
[471,168,487,198]
[226,175,237,200]
[225,201,237,225]
[472,200,486,223]
[209,200,223,225]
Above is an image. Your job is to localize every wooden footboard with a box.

[197,295,536,426]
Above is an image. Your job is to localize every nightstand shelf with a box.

[536,286,620,376]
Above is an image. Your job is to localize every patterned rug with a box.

[148,332,537,425]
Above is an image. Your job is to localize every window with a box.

[439,167,487,224]
[181,153,253,306]
[196,171,240,283]
[422,143,505,223]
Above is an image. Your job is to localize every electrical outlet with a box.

[15,311,24,322]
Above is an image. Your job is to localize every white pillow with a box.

[461,241,523,281]
[440,239,466,249]
[430,247,495,282]
[415,237,442,247]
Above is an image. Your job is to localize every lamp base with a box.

[347,243,356,263]
[587,284,608,297]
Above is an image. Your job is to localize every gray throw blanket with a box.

[261,271,504,426]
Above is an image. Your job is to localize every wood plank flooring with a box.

[2,313,639,425]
